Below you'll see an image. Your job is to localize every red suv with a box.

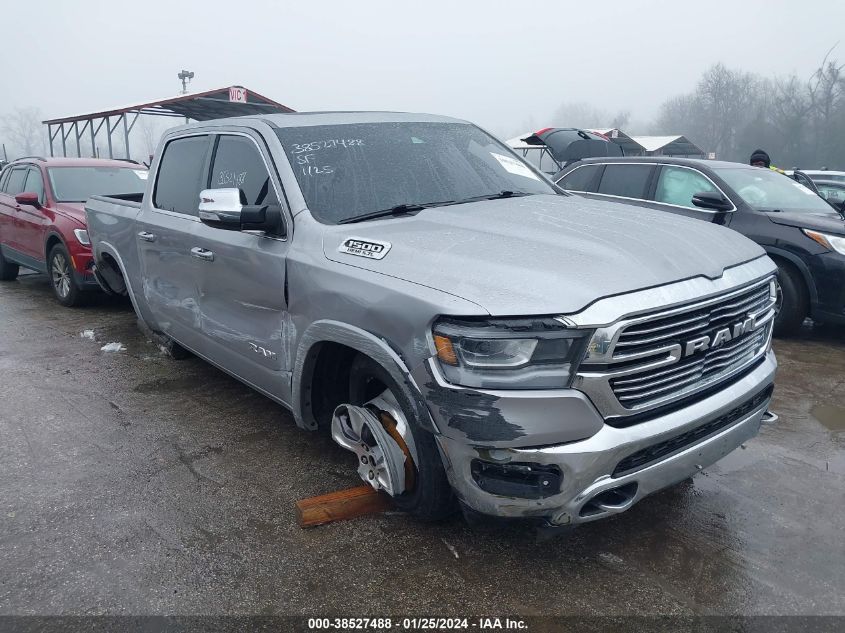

[0,157,147,305]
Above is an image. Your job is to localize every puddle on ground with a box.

[811,404,845,431]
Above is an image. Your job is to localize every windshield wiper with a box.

[338,201,454,224]
[441,190,533,207]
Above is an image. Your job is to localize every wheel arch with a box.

[91,240,146,321]
[44,231,65,262]
[764,247,817,304]
[292,320,434,433]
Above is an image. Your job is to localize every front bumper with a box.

[809,251,845,324]
[70,251,100,289]
[432,351,776,525]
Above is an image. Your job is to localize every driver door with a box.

[16,167,49,262]
[193,132,291,400]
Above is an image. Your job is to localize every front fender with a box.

[765,246,818,304]
[292,320,435,432]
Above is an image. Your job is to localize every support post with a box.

[106,117,114,159]
[74,121,81,157]
[123,114,130,159]
[60,123,67,157]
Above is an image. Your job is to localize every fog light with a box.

[470,460,562,499]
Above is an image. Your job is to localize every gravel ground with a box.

[1,272,843,617]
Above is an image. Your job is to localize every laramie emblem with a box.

[682,316,757,358]
[338,237,391,260]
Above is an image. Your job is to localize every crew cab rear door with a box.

[137,133,212,351]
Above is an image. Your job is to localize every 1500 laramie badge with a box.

[338,237,392,260]
[85,111,778,527]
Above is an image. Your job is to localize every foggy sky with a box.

[4,0,844,136]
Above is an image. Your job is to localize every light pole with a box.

[177,70,195,95]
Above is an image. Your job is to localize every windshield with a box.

[48,166,148,202]
[274,121,556,224]
[715,166,834,213]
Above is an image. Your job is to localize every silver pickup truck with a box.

[86,112,778,526]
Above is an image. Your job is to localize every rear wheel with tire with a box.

[773,262,808,337]
[0,247,19,281]
[347,354,455,520]
[48,243,88,307]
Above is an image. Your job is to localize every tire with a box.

[48,243,88,307]
[348,354,456,521]
[0,247,19,281]
[773,262,808,337]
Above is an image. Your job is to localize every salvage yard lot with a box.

[1,272,843,616]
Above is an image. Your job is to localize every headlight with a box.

[803,229,845,255]
[432,317,592,389]
[73,229,91,246]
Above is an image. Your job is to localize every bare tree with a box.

[2,107,44,158]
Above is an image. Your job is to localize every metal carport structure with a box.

[42,86,295,160]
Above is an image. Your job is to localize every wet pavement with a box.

[1,272,843,616]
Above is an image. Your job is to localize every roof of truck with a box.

[166,110,468,134]
[6,156,145,169]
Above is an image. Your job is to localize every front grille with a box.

[614,281,771,358]
[612,384,774,477]
[575,276,776,422]
[610,326,768,409]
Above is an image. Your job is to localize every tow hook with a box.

[761,410,779,424]
[331,404,409,496]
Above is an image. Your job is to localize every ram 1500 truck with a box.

[85,112,778,525]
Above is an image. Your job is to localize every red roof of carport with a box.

[42,86,296,125]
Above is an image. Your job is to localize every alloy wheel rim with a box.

[51,254,71,298]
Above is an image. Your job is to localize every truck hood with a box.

[323,194,765,316]
[54,202,87,226]
[766,210,845,236]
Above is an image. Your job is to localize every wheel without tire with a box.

[48,243,87,307]
[773,263,807,337]
[0,247,19,281]
[348,354,456,520]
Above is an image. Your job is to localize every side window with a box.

[558,164,602,192]
[24,169,45,204]
[597,164,653,199]
[654,166,719,209]
[5,169,28,196]
[209,135,279,206]
[153,136,210,216]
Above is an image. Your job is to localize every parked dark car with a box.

[814,179,845,212]
[554,157,845,335]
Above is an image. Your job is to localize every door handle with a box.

[137,231,156,242]
[190,247,214,262]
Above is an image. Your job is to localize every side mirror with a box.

[691,191,732,212]
[15,191,41,208]
[199,188,243,227]
[198,188,283,234]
